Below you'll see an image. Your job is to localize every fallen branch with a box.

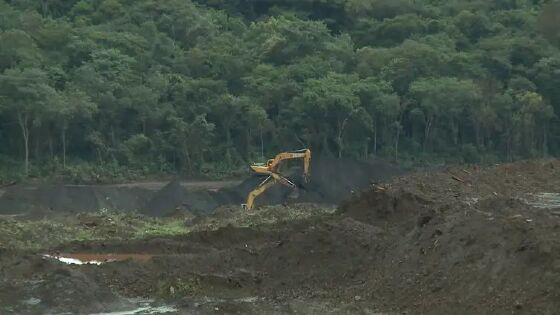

[370,184,386,191]
[451,175,465,183]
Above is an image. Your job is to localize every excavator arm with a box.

[268,149,311,181]
[250,149,311,181]
[244,149,311,210]
[242,176,277,211]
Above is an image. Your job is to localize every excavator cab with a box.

[242,149,311,210]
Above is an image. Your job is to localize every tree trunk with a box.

[474,123,481,149]
[394,125,401,162]
[48,131,54,160]
[17,113,30,176]
[110,124,116,146]
[183,147,192,174]
[61,125,67,169]
[543,123,548,157]
[506,127,513,162]
[336,109,358,159]
[336,119,344,158]
[245,128,251,160]
[225,126,232,165]
[373,123,377,156]
[395,110,406,161]
[200,150,206,166]
[34,129,40,162]
[322,133,330,156]
[423,116,433,153]
[41,0,48,17]
[451,119,459,146]
[259,127,264,160]
[531,121,536,156]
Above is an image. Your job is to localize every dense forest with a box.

[0,0,559,181]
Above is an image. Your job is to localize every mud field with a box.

[1,159,560,314]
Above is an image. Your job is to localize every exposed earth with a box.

[1,159,559,314]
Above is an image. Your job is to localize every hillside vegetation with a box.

[0,0,559,180]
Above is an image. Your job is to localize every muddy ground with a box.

[1,159,560,314]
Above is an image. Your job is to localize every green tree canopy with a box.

[0,0,558,179]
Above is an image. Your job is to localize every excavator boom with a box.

[249,149,311,180]
[242,149,311,210]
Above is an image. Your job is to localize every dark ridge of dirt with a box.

[388,159,560,206]
[0,157,405,217]
[94,186,155,212]
[139,178,245,216]
[139,156,406,216]
[300,156,406,202]
[229,156,406,207]
[339,188,434,228]
[140,179,188,216]
[0,184,154,216]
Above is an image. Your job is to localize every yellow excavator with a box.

[242,149,311,210]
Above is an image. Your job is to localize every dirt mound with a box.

[339,188,434,228]
[140,179,189,216]
[139,179,238,216]
[0,157,405,217]
[0,251,136,314]
[331,161,560,313]
[0,184,100,215]
[215,156,406,211]
[388,159,560,206]
[302,156,405,202]
[51,159,560,314]
[138,156,406,216]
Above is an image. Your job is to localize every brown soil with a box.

[1,159,559,314]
